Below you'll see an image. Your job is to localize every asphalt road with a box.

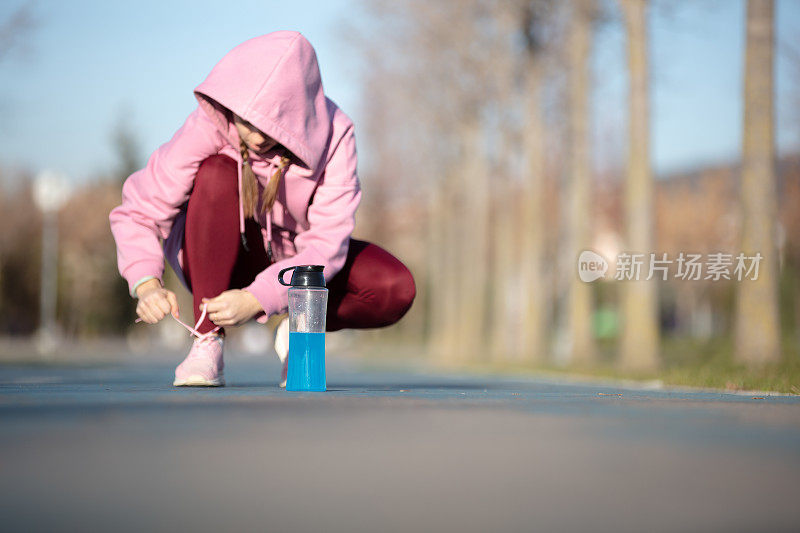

[1,353,799,533]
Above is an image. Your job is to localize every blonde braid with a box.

[260,155,291,216]
[239,137,259,218]
[237,121,291,219]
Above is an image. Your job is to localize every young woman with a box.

[109,31,416,387]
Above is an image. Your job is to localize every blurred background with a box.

[0,0,798,391]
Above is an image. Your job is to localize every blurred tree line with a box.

[0,120,139,337]
[0,3,140,340]
[349,0,799,370]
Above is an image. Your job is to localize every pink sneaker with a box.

[173,334,225,387]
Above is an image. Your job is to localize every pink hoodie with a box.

[109,31,361,322]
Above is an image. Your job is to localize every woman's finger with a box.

[218,310,238,324]
[166,291,180,318]
[145,310,159,324]
[203,299,226,314]
[136,302,150,322]
[150,305,167,322]
[202,294,224,306]
[210,310,228,323]
[153,294,172,317]
[216,316,234,326]
[140,295,161,314]
[143,300,166,322]
[138,304,157,324]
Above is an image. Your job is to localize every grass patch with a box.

[487,337,800,394]
[354,336,800,395]
[655,336,800,393]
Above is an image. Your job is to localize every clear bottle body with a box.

[286,287,328,391]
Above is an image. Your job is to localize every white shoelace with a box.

[135,303,220,340]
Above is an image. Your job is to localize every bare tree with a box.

[618,0,659,371]
[486,5,522,361]
[456,117,492,359]
[735,0,781,365]
[353,1,501,361]
[518,0,555,363]
[0,3,38,330]
[353,0,588,364]
[562,0,596,365]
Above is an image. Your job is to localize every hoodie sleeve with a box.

[244,123,361,319]
[109,107,223,296]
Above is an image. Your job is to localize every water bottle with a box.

[278,265,328,392]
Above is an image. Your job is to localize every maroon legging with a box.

[182,154,416,334]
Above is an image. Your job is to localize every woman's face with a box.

[233,114,278,153]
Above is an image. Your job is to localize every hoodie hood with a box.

[192,31,333,257]
[194,31,331,170]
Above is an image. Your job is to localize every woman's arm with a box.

[244,118,362,318]
[109,107,223,296]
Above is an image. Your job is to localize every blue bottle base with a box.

[285,332,326,392]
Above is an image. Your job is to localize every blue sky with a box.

[594,0,800,175]
[0,0,798,182]
[0,0,362,180]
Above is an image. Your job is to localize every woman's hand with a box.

[202,290,263,327]
[135,279,180,324]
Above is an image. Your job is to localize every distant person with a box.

[109,32,415,387]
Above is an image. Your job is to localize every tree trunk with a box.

[563,0,596,365]
[458,120,491,360]
[489,169,521,361]
[619,0,659,371]
[735,0,781,365]
[436,167,464,362]
[519,57,549,363]
[426,175,446,355]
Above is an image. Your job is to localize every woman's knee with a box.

[376,259,416,324]
[192,154,238,204]
[327,243,416,330]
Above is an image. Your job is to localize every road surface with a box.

[1,353,799,532]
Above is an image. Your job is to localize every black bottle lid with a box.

[278,265,326,288]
